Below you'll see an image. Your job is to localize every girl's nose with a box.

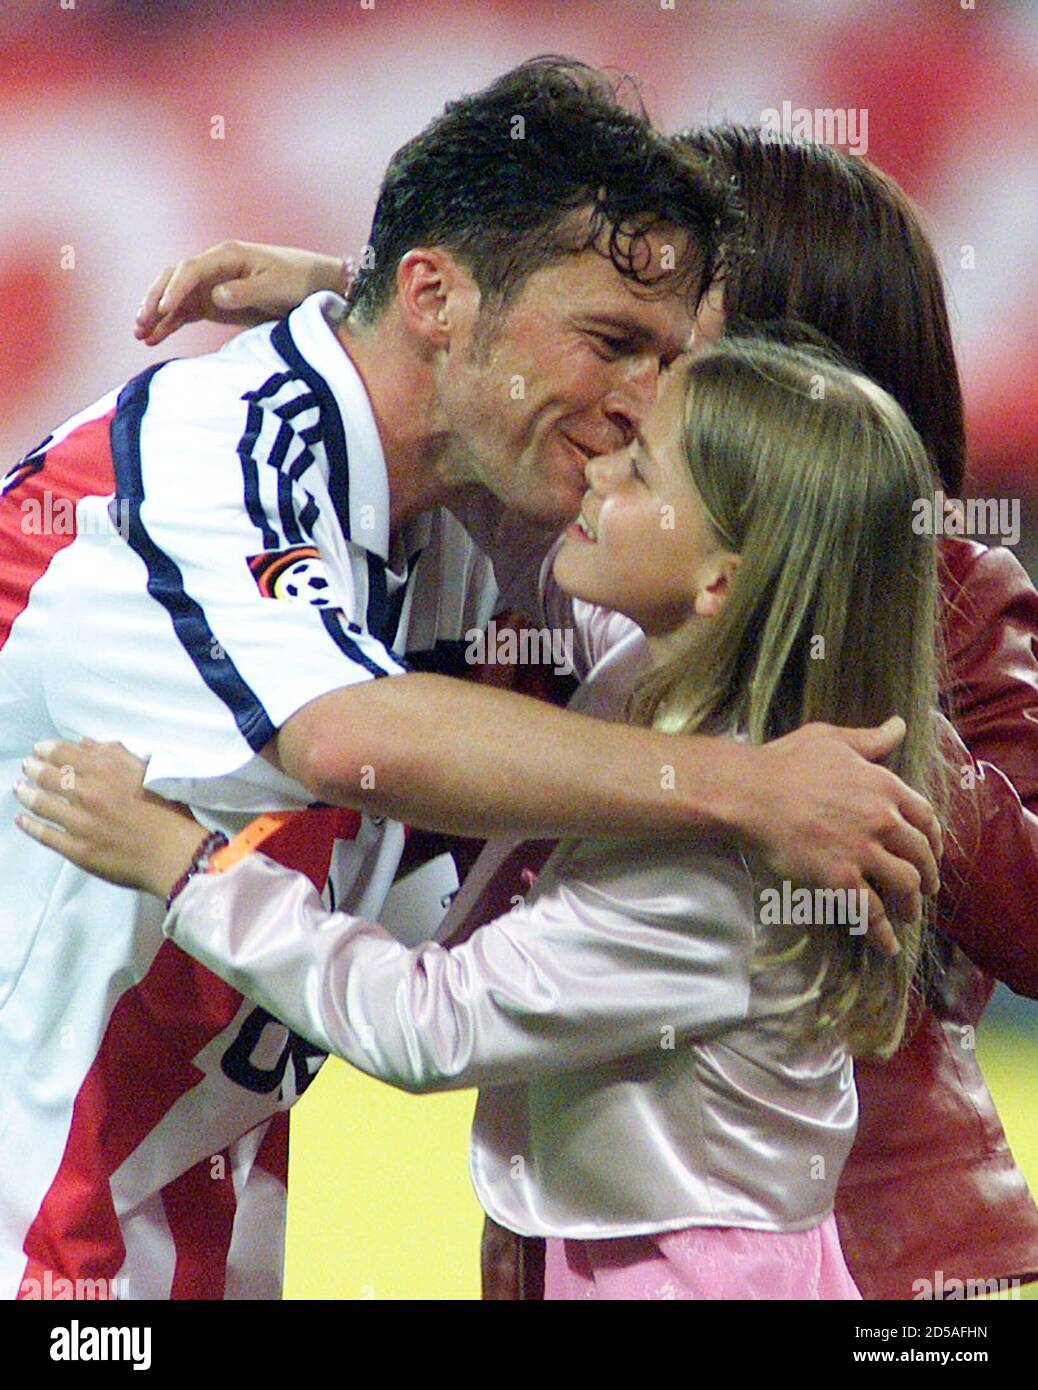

[585,448,631,493]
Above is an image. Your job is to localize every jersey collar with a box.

[282,292,433,564]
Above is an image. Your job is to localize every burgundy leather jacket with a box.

[471,535,1038,1300]
[835,537,1038,1299]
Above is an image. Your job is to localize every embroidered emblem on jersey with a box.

[248,546,338,608]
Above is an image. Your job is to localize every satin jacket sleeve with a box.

[165,837,756,1094]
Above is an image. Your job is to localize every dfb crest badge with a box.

[248,546,339,609]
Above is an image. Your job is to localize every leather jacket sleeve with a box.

[934,539,1038,997]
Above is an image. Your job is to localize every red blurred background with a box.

[2,0,1037,559]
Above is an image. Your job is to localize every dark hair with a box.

[676,126,967,495]
[347,57,739,325]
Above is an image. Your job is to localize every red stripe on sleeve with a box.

[0,408,117,650]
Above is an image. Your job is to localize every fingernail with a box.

[33,740,56,757]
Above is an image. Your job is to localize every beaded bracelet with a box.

[166,831,230,912]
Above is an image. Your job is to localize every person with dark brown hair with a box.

[674,126,1038,1301]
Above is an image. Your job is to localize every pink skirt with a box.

[544,1214,861,1300]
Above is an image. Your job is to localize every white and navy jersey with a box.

[0,292,502,1300]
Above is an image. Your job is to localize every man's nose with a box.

[602,354,660,444]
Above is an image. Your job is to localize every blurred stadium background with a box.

[1,0,1035,1298]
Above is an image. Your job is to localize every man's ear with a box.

[395,248,477,350]
[694,552,740,618]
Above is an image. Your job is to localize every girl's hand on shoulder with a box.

[134,240,354,346]
[14,738,208,901]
